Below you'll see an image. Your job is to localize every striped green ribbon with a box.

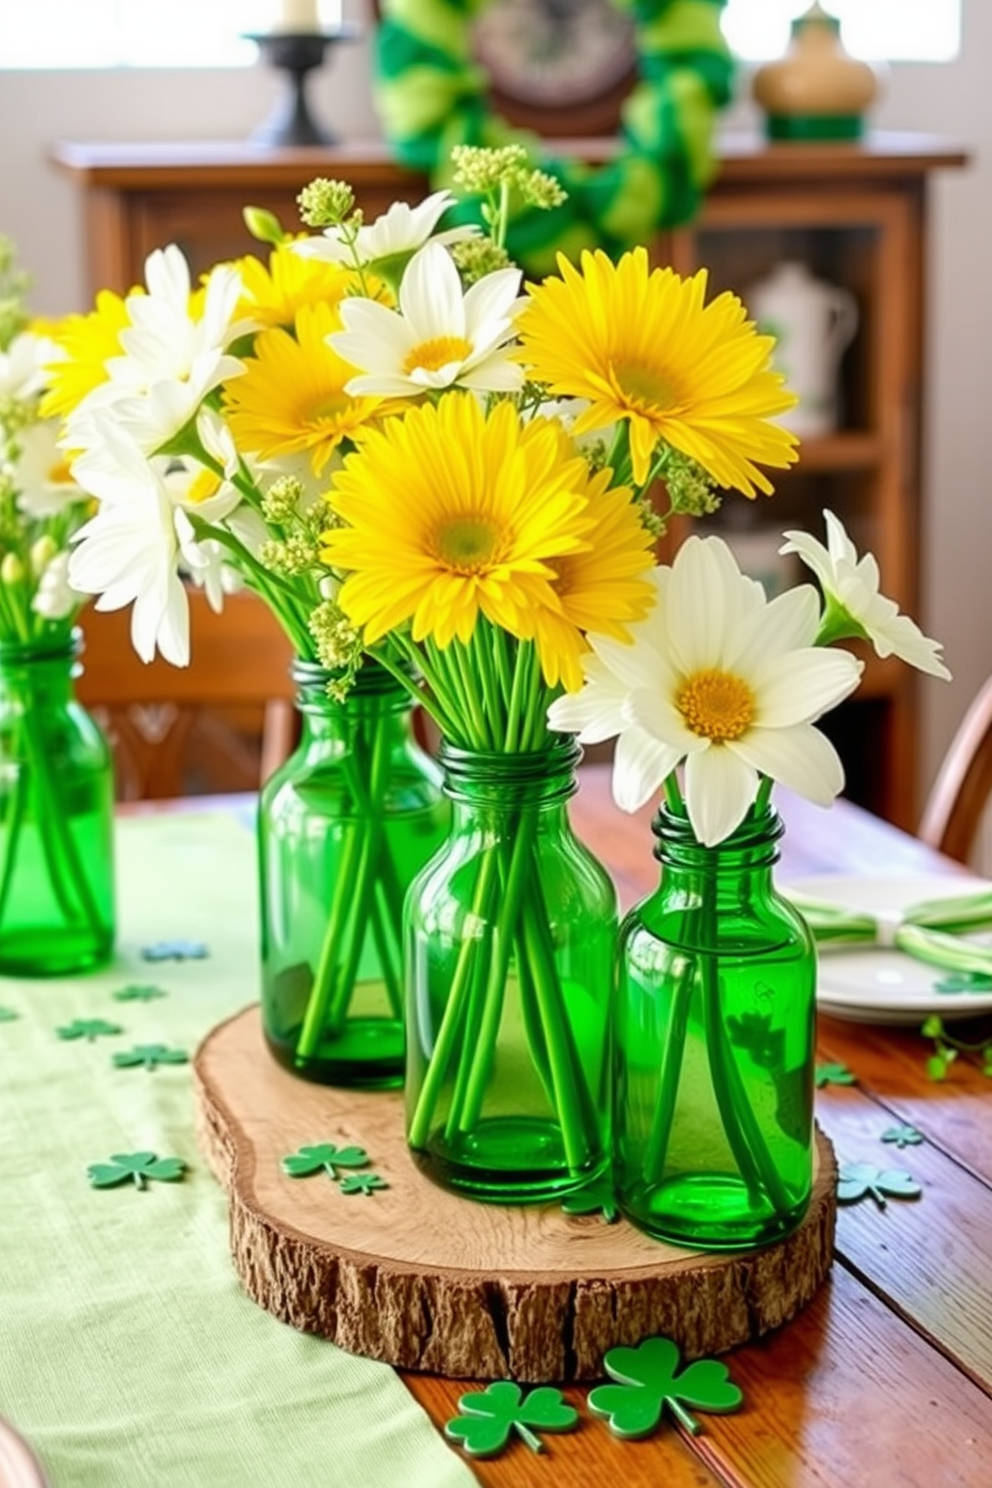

[373,0,734,277]
[786,889,992,977]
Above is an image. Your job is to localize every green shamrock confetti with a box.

[881,1123,924,1149]
[57,1018,123,1042]
[933,970,992,994]
[444,1382,578,1457]
[141,939,208,962]
[588,1336,743,1438]
[0,1006,20,1022]
[561,1174,619,1223]
[87,1152,186,1190]
[112,1044,189,1072]
[281,1143,370,1180]
[112,984,168,1003]
[815,1061,856,1088]
[339,1173,389,1196]
[836,1162,922,1208]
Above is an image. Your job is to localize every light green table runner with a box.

[0,809,475,1488]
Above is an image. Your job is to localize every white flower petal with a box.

[400,242,466,338]
[684,746,759,846]
[730,722,845,806]
[613,726,683,813]
[753,646,862,726]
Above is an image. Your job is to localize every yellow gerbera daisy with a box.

[523,464,658,691]
[321,394,594,652]
[39,289,135,420]
[516,247,799,495]
[232,241,390,329]
[221,300,387,475]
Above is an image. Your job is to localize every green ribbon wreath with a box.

[373,0,735,276]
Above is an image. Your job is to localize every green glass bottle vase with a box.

[259,657,447,1087]
[0,634,115,975]
[613,805,816,1251]
[405,739,616,1203]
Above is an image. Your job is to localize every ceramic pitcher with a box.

[746,261,858,437]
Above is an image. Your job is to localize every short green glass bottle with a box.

[613,804,816,1251]
[0,634,115,975]
[259,657,447,1087]
[405,739,616,1203]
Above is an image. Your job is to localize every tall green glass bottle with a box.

[613,804,816,1251]
[0,634,115,975]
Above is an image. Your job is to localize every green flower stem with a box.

[19,703,104,934]
[641,961,695,1184]
[0,736,29,928]
[515,930,554,1105]
[295,817,367,1057]
[407,846,502,1149]
[368,884,403,1018]
[698,861,792,1215]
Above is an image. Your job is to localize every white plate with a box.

[786,872,992,1025]
[0,1419,48,1488]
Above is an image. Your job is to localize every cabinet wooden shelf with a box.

[51,131,966,829]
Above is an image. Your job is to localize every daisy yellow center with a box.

[46,456,74,485]
[186,469,223,504]
[402,335,473,375]
[677,668,754,742]
[310,390,352,421]
[613,361,678,413]
[434,514,502,574]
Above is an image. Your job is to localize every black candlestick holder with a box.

[244,26,360,148]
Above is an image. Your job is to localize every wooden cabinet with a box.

[52,132,965,829]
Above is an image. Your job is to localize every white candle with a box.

[272,0,322,33]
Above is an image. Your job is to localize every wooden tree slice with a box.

[193,1004,836,1382]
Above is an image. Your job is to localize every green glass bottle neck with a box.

[0,632,81,705]
[440,738,581,813]
[652,805,783,877]
[291,656,415,734]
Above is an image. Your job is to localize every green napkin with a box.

[786,886,992,976]
[0,809,474,1488]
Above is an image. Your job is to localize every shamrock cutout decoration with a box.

[836,1162,922,1208]
[815,1061,856,1088]
[112,1044,189,1072]
[112,984,168,1003]
[141,939,208,962]
[339,1173,389,1196]
[881,1123,924,1149]
[588,1336,743,1438]
[0,1006,19,1022]
[87,1152,186,1190]
[444,1381,578,1457]
[561,1174,619,1223]
[57,1018,122,1042]
[281,1143,370,1180]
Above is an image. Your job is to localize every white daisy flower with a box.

[0,329,50,402]
[31,551,77,621]
[550,535,864,846]
[67,422,200,665]
[329,240,523,397]
[182,537,244,614]
[293,188,476,267]
[14,420,84,518]
[780,509,951,680]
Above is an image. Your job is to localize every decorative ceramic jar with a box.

[745,260,858,437]
[258,657,447,1087]
[752,2,881,141]
[0,633,115,975]
[404,739,616,1203]
[612,805,816,1251]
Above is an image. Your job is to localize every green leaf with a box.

[338,1173,389,1196]
[57,1018,123,1042]
[836,1162,921,1208]
[921,1015,945,1039]
[112,984,168,1002]
[112,1044,189,1071]
[925,1053,948,1081]
[588,1336,743,1439]
[444,1381,578,1457]
[561,1174,619,1223]
[281,1143,370,1179]
[87,1151,186,1190]
[880,1124,923,1149]
[814,1061,856,1088]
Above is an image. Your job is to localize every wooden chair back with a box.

[918,674,992,863]
[75,588,297,800]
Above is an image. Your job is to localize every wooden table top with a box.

[402,765,992,1488]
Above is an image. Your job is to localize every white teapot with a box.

[745,261,858,437]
